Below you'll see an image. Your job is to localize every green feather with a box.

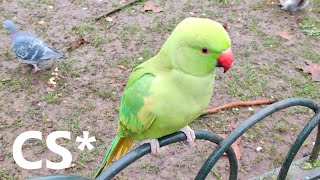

[118,73,156,137]
[94,135,120,178]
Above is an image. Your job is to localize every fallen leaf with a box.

[296,61,320,81]
[218,134,242,160]
[256,146,262,152]
[65,163,76,170]
[38,20,45,25]
[277,31,293,40]
[105,17,113,22]
[67,35,91,51]
[46,87,55,92]
[117,65,128,71]
[222,23,229,31]
[143,1,163,13]
[48,77,57,85]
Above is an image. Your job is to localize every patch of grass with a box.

[226,64,270,100]
[73,25,95,35]
[250,0,268,10]
[272,154,283,168]
[211,167,222,180]
[0,75,35,94]
[64,108,83,134]
[119,24,141,39]
[59,61,72,73]
[12,117,23,127]
[142,48,154,59]
[290,79,320,99]
[299,17,320,37]
[254,155,263,163]
[290,123,299,133]
[301,50,320,62]
[165,18,179,33]
[273,133,282,142]
[92,35,103,47]
[140,32,146,42]
[0,170,16,180]
[75,151,94,169]
[2,50,14,61]
[150,165,159,174]
[41,92,61,104]
[91,85,117,101]
[274,123,288,133]
[244,123,265,142]
[139,161,159,173]
[38,71,53,83]
[299,160,320,170]
[262,37,281,48]
[27,107,43,119]
[0,79,20,92]
[248,20,267,37]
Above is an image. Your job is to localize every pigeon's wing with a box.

[40,45,64,60]
[12,34,63,62]
[13,35,44,61]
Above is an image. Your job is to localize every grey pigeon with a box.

[279,0,309,12]
[3,20,65,73]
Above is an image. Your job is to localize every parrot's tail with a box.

[94,135,134,178]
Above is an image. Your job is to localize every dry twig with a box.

[201,99,277,116]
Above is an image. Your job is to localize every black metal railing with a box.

[195,98,320,180]
[98,98,320,180]
[96,130,238,180]
[28,98,320,180]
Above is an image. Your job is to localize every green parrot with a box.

[95,17,233,177]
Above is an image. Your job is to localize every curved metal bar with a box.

[96,130,238,180]
[195,98,320,180]
[310,124,320,161]
[278,111,320,179]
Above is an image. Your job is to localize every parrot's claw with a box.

[180,125,196,143]
[142,139,160,154]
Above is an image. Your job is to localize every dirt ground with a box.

[0,0,320,179]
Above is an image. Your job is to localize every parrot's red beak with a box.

[217,48,233,73]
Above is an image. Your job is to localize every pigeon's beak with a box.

[217,47,233,73]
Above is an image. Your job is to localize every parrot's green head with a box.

[165,17,233,76]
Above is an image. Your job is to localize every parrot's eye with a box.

[201,48,209,55]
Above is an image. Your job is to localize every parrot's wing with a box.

[118,68,156,137]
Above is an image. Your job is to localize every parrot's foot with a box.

[31,64,41,73]
[180,125,196,143]
[142,139,160,154]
